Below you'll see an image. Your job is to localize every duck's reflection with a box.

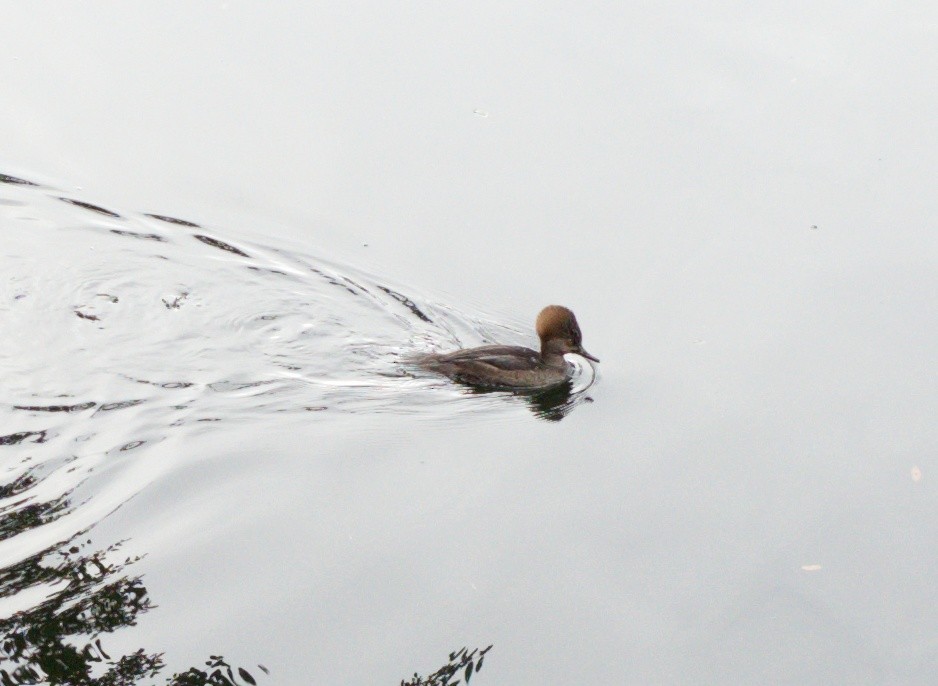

[523,380,590,421]
[465,379,592,421]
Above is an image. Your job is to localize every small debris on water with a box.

[801,564,822,572]
[163,292,189,309]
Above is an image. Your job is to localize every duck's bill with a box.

[578,348,600,363]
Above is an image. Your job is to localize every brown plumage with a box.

[418,305,599,389]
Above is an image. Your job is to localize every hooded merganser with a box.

[418,305,599,389]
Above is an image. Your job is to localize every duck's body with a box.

[418,305,599,390]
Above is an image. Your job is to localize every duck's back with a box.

[419,345,565,389]
[431,345,539,369]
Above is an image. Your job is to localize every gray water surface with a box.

[2,3,937,685]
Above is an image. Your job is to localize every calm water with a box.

[2,4,937,685]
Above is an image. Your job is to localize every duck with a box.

[418,305,599,389]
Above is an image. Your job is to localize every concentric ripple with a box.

[2,176,596,526]
[0,170,596,682]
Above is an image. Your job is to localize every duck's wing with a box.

[432,345,540,371]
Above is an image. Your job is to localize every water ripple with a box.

[0,172,596,672]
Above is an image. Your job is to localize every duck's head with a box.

[535,305,599,362]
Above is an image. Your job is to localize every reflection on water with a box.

[463,380,592,421]
[0,174,37,187]
[0,470,262,686]
[0,171,546,683]
[1,168,598,429]
[402,645,493,686]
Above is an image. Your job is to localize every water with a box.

[0,173,598,684]
[2,3,937,684]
